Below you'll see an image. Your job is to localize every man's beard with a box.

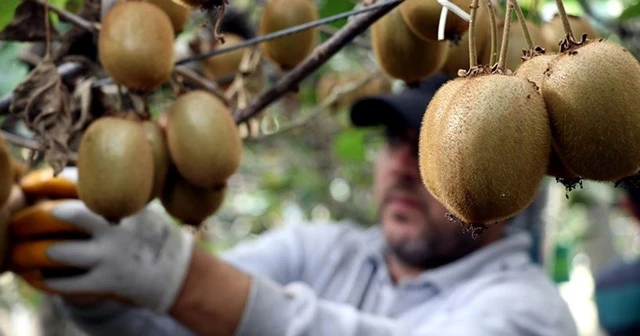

[384,227,481,270]
[379,180,482,270]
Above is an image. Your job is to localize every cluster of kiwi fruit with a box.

[77,89,242,225]
[77,1,243,226]
[418,0,640,228]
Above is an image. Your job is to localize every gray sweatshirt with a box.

[57,218,577,336]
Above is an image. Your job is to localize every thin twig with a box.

[250,71,381,141]
[498,2,514,72]
[468,0,480,68]
[44,0,51,58]
[174,66,230,105]
[510,0,534,49]
[34,0,100,33]
[233,0,404,124]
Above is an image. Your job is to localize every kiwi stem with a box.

[497,2,514,72]
[510,0,535,49]
[482,0,498,66]
[555,0,574,40]
[467,0,481,69]
[44,0,51,58]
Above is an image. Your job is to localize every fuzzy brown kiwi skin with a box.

[436,75,551,224]
[259,0,319,70]
[541,39,640,182]
[166,90,242,189]
[372,8,449,84]
[77,117,155,221]
[399,0,469,42]
[515,54,579,180]
[99,2,175,92]
[419,77,468,203]
[160,167,225,226]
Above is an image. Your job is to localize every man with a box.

[594,183,640,335]
[6,73,577,335]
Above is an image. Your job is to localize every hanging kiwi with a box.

[504,2,578,181]
[258,0,319,70]
[399,0,469,42]
[165,90,242,189]
[372,8,449,84]
[535,1,640,182]
[117,0,191,33]
[160,167,226,226]
[202,33,247,87]
[141,121,170,201]
[419,0,551,226]
[99,1,175,92]
[543,13,598,52]
[77,117,155,221]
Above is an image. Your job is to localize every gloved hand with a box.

[8,166,196,313]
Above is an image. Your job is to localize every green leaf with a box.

[0,42,29,96]
[0,0,21,32]
[319,0,354,29]
[620,2,640,21]
[332,128,367,163]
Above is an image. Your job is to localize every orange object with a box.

[20,167,78,200]
[10,239,72,270]
[10,200,89,239]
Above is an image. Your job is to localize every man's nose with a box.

[391,143,421,180]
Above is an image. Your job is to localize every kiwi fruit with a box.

[202,33,246,83]
[117,0,191,33]
[372,8,449,84]
[259,0,319,70]
[399,0,469,42]
[316,72,350,110]
[424,74,550,224]
[317,72,393,110]
[543,14,597,52]
[515,53,578,180]
[10,158,26,183]
[0,136,13,208]
[418,77,468,202]
[165,90,242,188]
[539,39,640,181]
[77,117,154,220]
[99,2,175,92]
[160,167,226,225]
[141,121,170,201]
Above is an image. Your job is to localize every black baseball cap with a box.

[350,72,453,130]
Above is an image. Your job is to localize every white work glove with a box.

[44,200,195,313]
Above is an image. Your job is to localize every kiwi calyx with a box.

[521,45,547,62]
[445,213,490,240]
[457,64,492,78]
[559,33,590,53]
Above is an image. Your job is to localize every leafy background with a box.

[0,0,640,335]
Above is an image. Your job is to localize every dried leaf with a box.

[0,1,60,42]
[53,0,101,62]
[9,57,80,175]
